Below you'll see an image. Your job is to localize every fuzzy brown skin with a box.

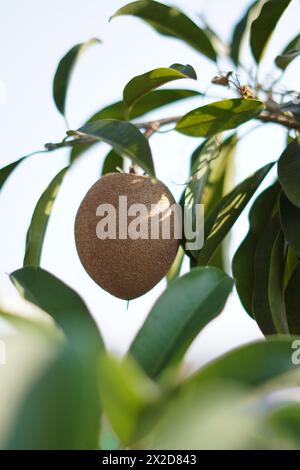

[75,173,179,300]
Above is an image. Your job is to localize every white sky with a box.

[0,0,299,371]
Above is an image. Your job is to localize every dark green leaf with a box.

[197,162,274,266]
[233,183,280,317]
[176,99,264,137]
[7,344,101,450]
[101,150,124,175]
[76,119,155,176]
[69,89,200,162]
[190,336,299,387]
[53,38,101,116]
[252,215,280,335]
[111,0,217,61]
[278,138,300,209]
[268,229,289,333]
[275,34,300,70]
[230,0,260,66]
[70,142,96,164]
[123,65,197,111]
[285,263,300,334]
[10,266,104,355]
[283,245,298,289]
[0,158,24,190]
[250,0,292,64]
[280,192,300,258]
[129,267,233,378]
[23,167,68,267]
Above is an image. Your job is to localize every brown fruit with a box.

[75,172,179,300]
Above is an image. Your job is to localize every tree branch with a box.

[135,111,300,132]
[44,109,299,153]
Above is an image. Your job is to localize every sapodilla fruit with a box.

[75,172,180,300]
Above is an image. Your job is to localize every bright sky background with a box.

[0,0,299,371]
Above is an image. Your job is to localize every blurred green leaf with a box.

[129,267,233,379]
[10,266,104,355]
[280,101,300,125]
[191,336,299,387]
[123,65,197,111]
[99,355,159,444]
[275,34,300,70]
[285,263,300,334]
[6,344,101,450]
[0,158,24,191]
[101,150,124,175]
[23,167,68,267]
[166,245,185,283]
[252,215,280,335]
[233,183,280,317]
[146,381,255,450]
[278,139,300,209]
[76,119,155,176]
[268,229,289,333]
[280,192,300,258]
[69,89,201,162]
[111,0,217,61]
[53,38,101,117]
[197,162,274,266]
[265,403,300,449]
[250,0,292,64]
[230,0,262,66]
[176,99,264,137]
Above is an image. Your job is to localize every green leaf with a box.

[183,135,237,261]
[123,65,197,112]
[285,263,300,334]
[176,99,264,137]
[278,138,300,209]
[265,403,300,448]
[129,267,233,379]
[197,162,274,266]
[8,268,104,449]
[280,192,300,258]
[7,344,101,450]
[268,229,289,334]
[53,38,101,116]
[166,245,185,283]
[69,89,200,162]
[99,355,159,444]
[233,183,280,317]
[182,137,220,258]
[190,336,299,387]
[230,0,261,66]
[201,134,237,217]
[0,158,24,190]
[76,119,155,176]
[252,215,279,335]
[101,150,124,176]
[23,167,68,267]
[111,0,217,61]
[10,266,104,355]
[250,0,292,64]
[275,34,300,70]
